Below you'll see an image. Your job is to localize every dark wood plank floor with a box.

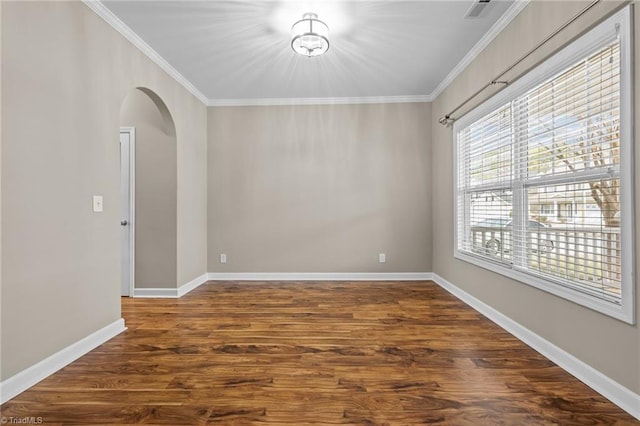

[2,281,637,425]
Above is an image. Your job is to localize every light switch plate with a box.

[92,195,103,212]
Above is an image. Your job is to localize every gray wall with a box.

[120,89,177,289]
[431,0,639,393]
[208,103,432,273]
[1,1,207,380]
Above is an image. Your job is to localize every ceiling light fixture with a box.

[291,13,329,57]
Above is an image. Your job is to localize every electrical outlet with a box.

[92,195,103,212]
[379,253,386,263]
[220,253,227,264]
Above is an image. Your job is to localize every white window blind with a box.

[454,7,634,323]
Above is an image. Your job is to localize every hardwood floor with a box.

[1,281,637,425]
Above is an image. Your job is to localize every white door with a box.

[120,128,135,296]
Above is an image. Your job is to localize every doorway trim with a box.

[120,126,136,297]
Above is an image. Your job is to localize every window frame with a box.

[453,6,635,324]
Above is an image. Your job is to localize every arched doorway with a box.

[119,87,177,296]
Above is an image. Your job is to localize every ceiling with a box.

[100,0,523,105]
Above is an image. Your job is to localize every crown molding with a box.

[429,0,531,100]
[82,0,209,106]
[83,0,528,108]
[208,94,433,107]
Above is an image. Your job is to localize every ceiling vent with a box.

[465,0,491,18]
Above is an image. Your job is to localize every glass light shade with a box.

[291,13,329,57]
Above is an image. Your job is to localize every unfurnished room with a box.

[1,0,639,424]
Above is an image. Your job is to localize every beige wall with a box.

[431,0,639,393]
[208,103,432,273]
[2,0,638,405]
[177,91,208,286]
[1,1,207,380]
[120,88,177,289]
[0,1,3,336]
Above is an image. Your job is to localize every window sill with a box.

[453,250,634,324]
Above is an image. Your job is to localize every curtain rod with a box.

[438,0,601,127]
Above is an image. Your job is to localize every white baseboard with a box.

[133,287,178,298]
[2,274,637,418]
[430,273,640,420]
[177,273,209,297]
[133,273,209,298]
[134,273,433,298]
[206,272,433,281]
[0,318,126,404]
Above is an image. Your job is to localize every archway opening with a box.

[119,87,177,296]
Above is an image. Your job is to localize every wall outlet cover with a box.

[92,195,103,213]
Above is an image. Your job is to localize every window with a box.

[539,203,554,216]
[454,7,634,323]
